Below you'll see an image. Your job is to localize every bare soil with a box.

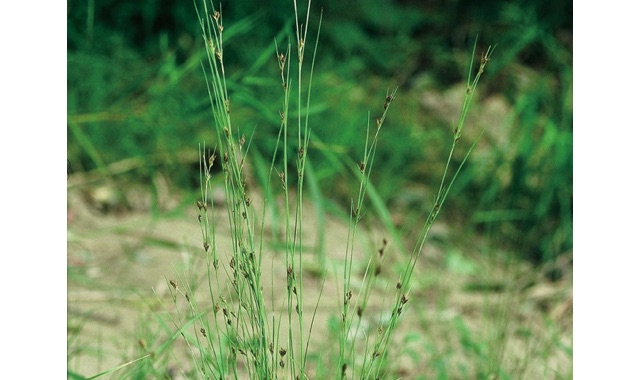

[67,177,572,379]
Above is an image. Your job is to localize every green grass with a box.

[67,0,572,379]
[67,0,572,265]
[73,1,499,378]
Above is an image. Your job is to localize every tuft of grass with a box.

[160,1,495,379]
[175,1,328,378]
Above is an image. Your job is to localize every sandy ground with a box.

[67,177,572,379]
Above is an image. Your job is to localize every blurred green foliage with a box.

[67,0,571,263]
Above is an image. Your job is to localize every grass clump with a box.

[151,1,495,379]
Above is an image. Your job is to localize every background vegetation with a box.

[67,0,572,265]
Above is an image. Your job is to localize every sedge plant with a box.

[157,1,493,379]
[169,0,328,378]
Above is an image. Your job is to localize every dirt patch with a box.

[67,179,572,378]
